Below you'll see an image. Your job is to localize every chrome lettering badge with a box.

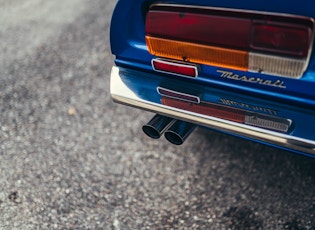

[219,98,278,116]
[217,70,286,88]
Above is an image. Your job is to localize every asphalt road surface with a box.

[1,0,315,229]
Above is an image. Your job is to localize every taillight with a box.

[145,4,314,78]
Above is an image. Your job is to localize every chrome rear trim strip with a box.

[110,66,315,155]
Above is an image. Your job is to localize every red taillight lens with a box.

[251,22,312,57]
[146,11,251,49]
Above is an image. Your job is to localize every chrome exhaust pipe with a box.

[142,114,174,139]
[164,120,196,145]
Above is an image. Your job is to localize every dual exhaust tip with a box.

[142,114,196,145]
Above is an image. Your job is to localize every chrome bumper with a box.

[110,66,315,155]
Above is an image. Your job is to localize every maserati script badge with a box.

[217,70,286,89]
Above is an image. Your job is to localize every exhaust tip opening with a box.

[164,120,196,145]
[142,114,175,139]
[164,131,184,145]
[142,125,162,139]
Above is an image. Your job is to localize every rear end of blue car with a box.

[110,0,315,157]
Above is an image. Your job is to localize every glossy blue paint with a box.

[110,0,315,155]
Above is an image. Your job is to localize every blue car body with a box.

[110,0,315,157]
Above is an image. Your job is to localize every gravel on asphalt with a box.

[1,0,315,229]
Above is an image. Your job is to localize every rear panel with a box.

[110,0,315,156]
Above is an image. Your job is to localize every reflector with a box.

[152,59,198,78]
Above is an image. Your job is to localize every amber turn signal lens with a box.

[146,36,249,71]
